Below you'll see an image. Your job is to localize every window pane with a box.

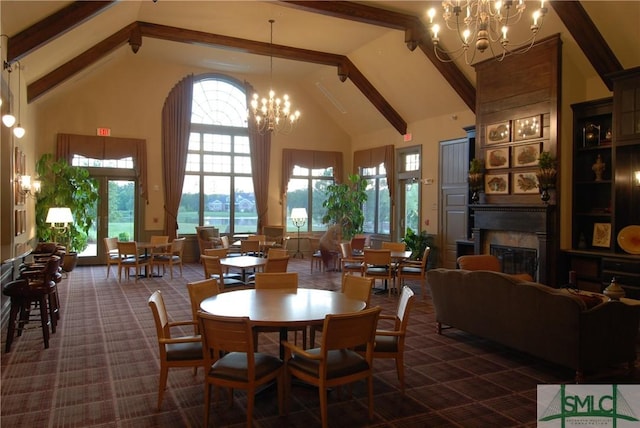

[292,165,309,176]
[234,156,252,174]
[204,176,230,232]
[311,179,330,232]
[286,178,308,232]
[377,178,390,234]
[186,153,200,172]
[234,136,250,154]
[404,153,420,172]
[188,133,201,151]
[234,177,256,233]
[204,134,231,153]
[177,175,200,235]
[192,79,247,127]
[204,154,231,173]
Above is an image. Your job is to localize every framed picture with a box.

[485,173,509,194]
[485,148,509,169]
[485,121,510,145]
[592,223,611,248]
[512,142,541,167]
[512,172,539,194]
[514,115,542,141]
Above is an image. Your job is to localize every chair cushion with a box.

[165,340,203,361]
[343,262,362,269]
[399,266,421,274]
[372,334,398,353]
[365,267,390,275]
[288,348,369,379]
[209,352,283,381]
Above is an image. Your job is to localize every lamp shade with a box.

[291,208,307,221]
[46,207,74,225]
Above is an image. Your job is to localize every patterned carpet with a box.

[2,258,638,427]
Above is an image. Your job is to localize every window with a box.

[361,163,390,235]
[397,148,421,235]
[177,76,255,235]
[286,166,334,232]
[72,155,134,169]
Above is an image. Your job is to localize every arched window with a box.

[177,75,255,235]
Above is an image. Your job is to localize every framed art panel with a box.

[592,223,611,248]
[485,121,510,145]
[512,142,541,167]
[514,115,542,141]
[485,147,509,169]
[512,172,539,194]
[485,173,509,194]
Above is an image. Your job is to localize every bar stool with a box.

[20,255,61,333]
[3,278,51,352]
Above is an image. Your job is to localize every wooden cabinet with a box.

[565,67,640,295]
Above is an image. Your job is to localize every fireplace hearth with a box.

[490,245,538,281]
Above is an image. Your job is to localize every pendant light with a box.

[2,61,16,128]
[13,61,25,138]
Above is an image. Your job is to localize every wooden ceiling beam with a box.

[550,1,622,91]
[280,1,476,112]
[7,1,117,63]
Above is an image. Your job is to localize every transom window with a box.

[72,155,134,169]
[177,76,255,235]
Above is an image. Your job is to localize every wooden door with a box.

[439,137,469,269]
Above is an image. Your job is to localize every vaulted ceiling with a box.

[2,1,639,137]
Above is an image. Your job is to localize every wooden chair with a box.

[117,241,150,282]
[186,278,219,335]
[309,237,323,273]
[246,255,289,286]
[263,225,285,247]
[363,286,415,394]
[103,237,119,278]
[198,312,284,428]
[350,236,367,254]
[309,274,373,347]
[195,226,220,256]
[267,248,288,258]
[396,246,431,299]
[339,242,363,278]
[361,249,394,295]
[200,255,245,291]
[220,235,241,256]
[254,272,298,290]
[282,306,382,428]
[381,241,406,251]
[240,239,260,256]
[204,247,242,280]
[151,237,185,279]
[148,290,204,410]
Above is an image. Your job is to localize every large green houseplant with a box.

[35,153,99,269]
[402,227,437,269]
[321,174,368,240]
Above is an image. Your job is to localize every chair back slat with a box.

[264,256,289,273]
[254,272,298,290]
[322,306,381,351]
[341,275,373,307]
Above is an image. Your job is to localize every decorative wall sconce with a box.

[17,174,41,196]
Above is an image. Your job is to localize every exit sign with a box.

[97,127,111,136]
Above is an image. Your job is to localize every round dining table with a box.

[200,288,367,356]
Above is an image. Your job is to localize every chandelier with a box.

[250,19,300,135]
[427,0,547,64]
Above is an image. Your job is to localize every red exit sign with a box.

[97,127,111,136]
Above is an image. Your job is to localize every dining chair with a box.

[362,248,394,295]
[151,237,185,279]
[252,272,306,348]
[246,255,289,284]
[309,274,373,347]
[240,239,261,256]
[148,290,204,410]
[309,237,323,273]
[117,241,150,282]
[267,248,288,258]
[350,235,367,254]
[103,237,119,278]
[186,278,219,335]
[198,312,284,428]
[196,226,220,257]
[339,242,363,278]
[203,248,242,280]
[220,235,241,256]
[282,306,382,428]
[396,246,431,299]
[201,255,245,291]
[381,241,406,252]
[361,286,415,394]
[263,225,285,247]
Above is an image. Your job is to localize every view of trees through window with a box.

[361,163,391,235]
[286,166,334,232]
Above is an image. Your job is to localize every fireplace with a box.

[471,205,557,286]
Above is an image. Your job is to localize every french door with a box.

[78,176,137,265]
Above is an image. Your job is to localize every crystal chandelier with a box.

[250,19,300,135]
[427,0,547,64]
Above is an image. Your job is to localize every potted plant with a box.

[401,227,437,267]
[536,151,557,203]
[468,158,485,203]
[35,153,99,271]
[321,174,368,240]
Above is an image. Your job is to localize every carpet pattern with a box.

[2,258,638,427]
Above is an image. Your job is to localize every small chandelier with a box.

[427,0,547,64]
[250,19,300,135]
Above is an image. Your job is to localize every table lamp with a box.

[46,207,74,247]
[290,208,307,258]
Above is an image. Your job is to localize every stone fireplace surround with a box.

[471,205,557,286]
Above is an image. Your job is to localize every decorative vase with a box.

[592,154,605,181]
[603,277,625,301]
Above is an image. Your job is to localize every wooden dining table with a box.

[135,241,172,277]
[219,255,267,282]
[200,288,367,358]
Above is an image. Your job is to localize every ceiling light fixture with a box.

[427,0,547,65]
[250,19,300,135]
[2,61,16,128]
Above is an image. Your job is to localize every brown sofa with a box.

[427,268,640,382]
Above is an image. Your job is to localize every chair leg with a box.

[37,296,50,349]
[203,383,211,427]
[396,356,405,394]
[246,387,255,428]
[158,366,168,410]
[319,382,329,428]
[5,301,21,352]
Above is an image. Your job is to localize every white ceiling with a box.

[2,1,639,137]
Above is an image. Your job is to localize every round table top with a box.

[200,288,366,327]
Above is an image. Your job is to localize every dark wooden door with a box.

[439,137,469,269]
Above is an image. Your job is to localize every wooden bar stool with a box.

[3,279,51,352]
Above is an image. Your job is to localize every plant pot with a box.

[63,252,79,272]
